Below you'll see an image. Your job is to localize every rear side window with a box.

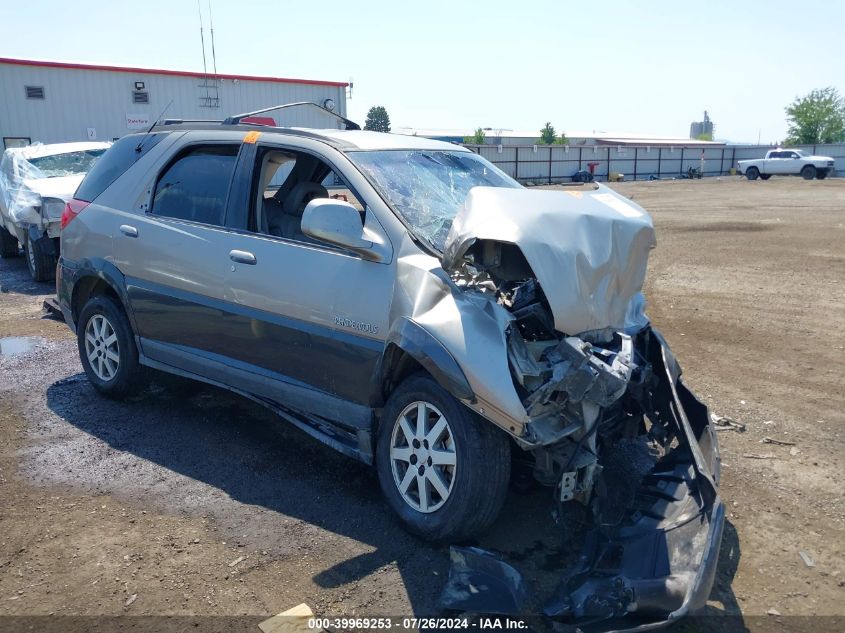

[76,133,165,202]
[151,144,239,226]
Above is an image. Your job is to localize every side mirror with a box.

[301,198,376,256]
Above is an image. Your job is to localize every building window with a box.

[4,137,31,149]
[25,86,45,99]
[132,90,150,104]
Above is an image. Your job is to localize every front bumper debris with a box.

[440,329,723,631]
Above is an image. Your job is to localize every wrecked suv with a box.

[59,106,723,626]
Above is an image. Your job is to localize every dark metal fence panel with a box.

[462,142,845,182]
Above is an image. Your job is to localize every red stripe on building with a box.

[0,57,348,88]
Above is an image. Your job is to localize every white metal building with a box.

[0,57,349,149]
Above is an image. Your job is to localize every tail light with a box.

[61,199,89,230]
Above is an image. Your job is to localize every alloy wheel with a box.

[389,401,457,513]
[84,314,120,381]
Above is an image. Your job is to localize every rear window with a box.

[75,133,165,202]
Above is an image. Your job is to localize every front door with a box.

[220,144,394,424]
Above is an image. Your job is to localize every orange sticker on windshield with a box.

[243,131,261,144]
[566,191,583,198]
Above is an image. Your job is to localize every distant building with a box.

[394,127,723,148]
[0,57,349,149]
[690,111,714,139]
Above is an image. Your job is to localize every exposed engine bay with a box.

[452,239,651,507]
[438,186,723,628]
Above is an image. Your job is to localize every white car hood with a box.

[442,185,656,336]
[21,174,85,202]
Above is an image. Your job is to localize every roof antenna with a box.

[197,0,210,103]
[135,99,174,152]
[208,0,218,78]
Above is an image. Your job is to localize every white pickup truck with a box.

[738,148,836,181]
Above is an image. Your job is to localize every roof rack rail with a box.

[223,102,360,131]
[161,119,224,125]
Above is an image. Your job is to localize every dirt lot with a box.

[0,177,843,632]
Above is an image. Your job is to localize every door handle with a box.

[229,250,257,265]
[119,225,138,238]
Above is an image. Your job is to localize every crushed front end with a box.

[439,185,723,629]
[538,327,724,630]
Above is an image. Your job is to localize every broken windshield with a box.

[27,149,108,178]
[348,150,520,251]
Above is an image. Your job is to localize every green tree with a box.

[695,131,714,141]
[784,87,845,145]
[463,127,486,144]
[364,106,391,132]
[539,122,556,144]
[555,131,570,145]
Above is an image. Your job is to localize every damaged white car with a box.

[0,141,110,280]
[58,114,723,629]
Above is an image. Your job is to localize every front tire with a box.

[77,294,146,399]
[801,165,816,180]
[376,374,510,542]
[745,167,759,180]
[0,226,20,258]
[24,233,56,282]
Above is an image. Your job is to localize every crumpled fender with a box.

[379,317,474,402]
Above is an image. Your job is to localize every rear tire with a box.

[745,167,759,180]
[760,174,771,180]
[801,165,816,180]
[0,226,20,258]
[77,294,147,399]
[24,233,56,282]
[376,374,510,542]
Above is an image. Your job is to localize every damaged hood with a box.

[21,174,85,201]
[442,185,656,336]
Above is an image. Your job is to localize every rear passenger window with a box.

[151,145,238,225]
[76,133,165,202]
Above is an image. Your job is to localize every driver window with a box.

[251,148,365,244]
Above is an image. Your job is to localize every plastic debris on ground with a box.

[439,546,527,615]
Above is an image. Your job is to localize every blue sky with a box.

[3,0,843,142]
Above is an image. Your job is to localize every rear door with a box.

[113,141,243,368]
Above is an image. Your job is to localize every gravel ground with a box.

[1,176,844,632]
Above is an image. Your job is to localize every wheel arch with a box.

[70,260,136,332]
[374,318,475,409]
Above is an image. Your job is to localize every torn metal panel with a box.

[540,330,724,631]
[390,242,531,436]
[442,185,656,337]
[440,546,528,616]
[437,331,722,631]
